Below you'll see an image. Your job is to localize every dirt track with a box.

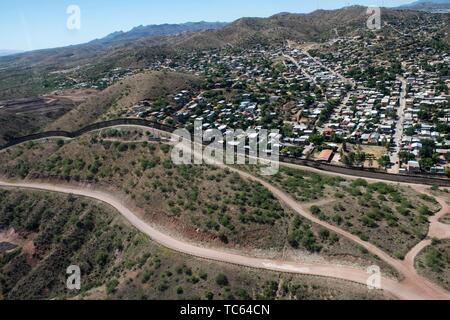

[1,179,449,300]
[1,124,450,299]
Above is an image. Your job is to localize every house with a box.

[322,128,334,137]
[318,149,334,162]
[407,161,421,173]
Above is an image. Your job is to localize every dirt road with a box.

[404,185,450,274]
[1,179,449,300]
[1,124,450,299]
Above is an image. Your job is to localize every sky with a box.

[0,0,414,51]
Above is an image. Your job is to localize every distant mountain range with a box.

[400,0,450,12]
[1,5,450,101]
[91,21,228,44]
[0,50,22,57]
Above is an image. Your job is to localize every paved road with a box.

[282,54,318,85]
[389,76,407,174]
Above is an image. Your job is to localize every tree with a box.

[378,155,391,169]
[420,139,436,159]
[310,206,321,215]
[445,167,450,178]
[342,153,356,167]
[216,274,229,287]
[399,151,415,164]
[420,158,434,171]
[355,152,367,168]
[309,134,325,146]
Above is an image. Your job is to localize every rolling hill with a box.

[45,70,202,132]
[0,50,22,57]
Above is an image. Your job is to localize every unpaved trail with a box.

[0,179,449,300]
[1,124,450,299]
[404,185,450,274]
[220,166,450,300]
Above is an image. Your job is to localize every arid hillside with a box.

[0,97,77,145]
[0,188,390,300]
[46,71,202,132]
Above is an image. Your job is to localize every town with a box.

[109,16,450,177]
[29,11,450,177]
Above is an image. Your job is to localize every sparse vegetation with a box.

[242,164,440,257]
[416,240,450,291]
[0,188,389,300]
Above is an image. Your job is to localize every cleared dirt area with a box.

[43,88,98,103]
[338,144,388,168]
[0,97,77,145]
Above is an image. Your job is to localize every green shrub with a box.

[106,279,119,295]
[205,291,214,300]
[310,206,321,215]
[216,273,229,287]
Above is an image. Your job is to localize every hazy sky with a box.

[0,0,414,51]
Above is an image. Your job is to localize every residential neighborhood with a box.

[119,17,450,176]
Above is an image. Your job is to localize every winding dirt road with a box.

[404,186,450,274]
[1,124,450,299]
[0,178,449,300]
[221,166,450,300]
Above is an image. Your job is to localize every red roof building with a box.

[318,149,334,162]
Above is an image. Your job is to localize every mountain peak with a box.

[95,21,228,44]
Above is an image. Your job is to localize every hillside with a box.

[0,97,79,145]
[45,71,202,132]
[173,6,371,49]
[0,6,443,101]
[0,188,388,300]
[400,0,450,11]
[0,133,398,275]
[0,50,22,57]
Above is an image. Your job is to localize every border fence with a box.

[2,118,450,187]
